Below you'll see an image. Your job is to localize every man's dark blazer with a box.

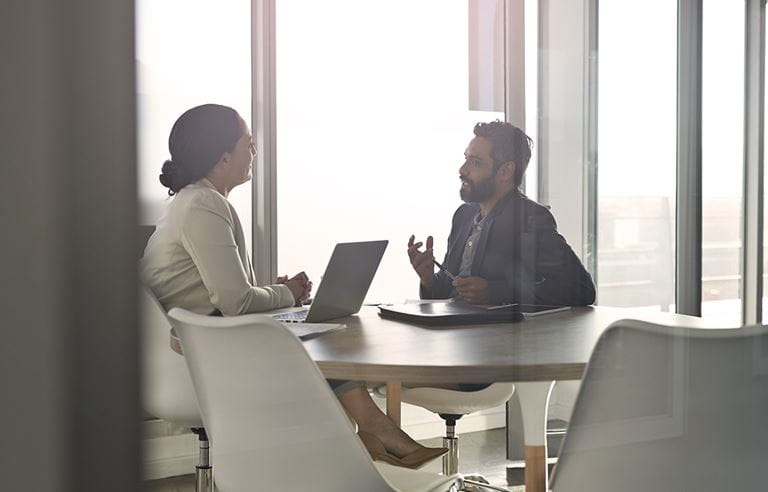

[421,190,596,306]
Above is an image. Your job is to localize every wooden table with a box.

[303,305,712,492]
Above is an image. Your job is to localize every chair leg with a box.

[437,415,511,491]
[443,434,459,475]
[191,427,213,492]
[440,415,460,475]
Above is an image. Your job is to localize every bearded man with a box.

[407,121,596,306]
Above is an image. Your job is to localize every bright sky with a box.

[599,0,745,197]
[135,0,252,240]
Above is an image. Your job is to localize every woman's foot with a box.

[337,386,446,465]
[357,431,448,469]
[358,413,441,458]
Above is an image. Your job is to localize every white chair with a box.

[167,308,465,492]
[140,286,212,491]
[550,319,768,492]
[383,385,515,474]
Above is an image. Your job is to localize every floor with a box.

[146,427,526,491]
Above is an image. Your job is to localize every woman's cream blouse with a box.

[140,179,294,315]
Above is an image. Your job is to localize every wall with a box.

[1,0,140,490]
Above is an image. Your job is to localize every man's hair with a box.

[473,120,533,187]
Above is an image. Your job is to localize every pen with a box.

[433,259,456,280]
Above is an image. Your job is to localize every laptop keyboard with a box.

[272,309,309,323]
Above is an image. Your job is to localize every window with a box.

[596,1,678,310]
[701,0,744,323]
[275,1,503,302]
[136,0,252,247]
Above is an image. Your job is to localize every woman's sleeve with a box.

[180,203,295,315]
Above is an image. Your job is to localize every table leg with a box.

[514,381,556,492]
[385,381,401,427]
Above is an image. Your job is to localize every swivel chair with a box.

[168,308,464,492]
[551,320,768,492]
[140,286,212,491]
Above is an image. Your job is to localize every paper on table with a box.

[282,322,346,341]
[403,298,456,304]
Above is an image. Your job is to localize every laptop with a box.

[271,240,388,323]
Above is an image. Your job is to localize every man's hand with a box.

[284,271,312,306]
[452,276,490,305]
[407,235,435,288]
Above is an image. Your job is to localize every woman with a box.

[140,104,446,468]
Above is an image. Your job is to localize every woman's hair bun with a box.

[159,159,182,196]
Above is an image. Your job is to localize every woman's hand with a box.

[284,271,312,306]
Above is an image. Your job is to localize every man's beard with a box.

[460,175,496,203]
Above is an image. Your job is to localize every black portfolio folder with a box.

[378,301,524,326]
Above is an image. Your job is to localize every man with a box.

[408,121,595,306]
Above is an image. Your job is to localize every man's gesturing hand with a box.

[452,276,490,305]
[407,234,435,288]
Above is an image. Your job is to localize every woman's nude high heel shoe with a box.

[357,430,448,469]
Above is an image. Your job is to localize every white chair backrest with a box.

[167,308,398,492]
[551,319,768,492]
[140,286,201,426]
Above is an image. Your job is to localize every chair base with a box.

[462,475,511,492]
[195,466,212,492]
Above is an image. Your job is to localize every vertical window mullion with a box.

[676,0,704,316]
[536,0,588,260]
[504,0,526,129]
[584,0,599,288]
[252,0,278,286]
[504,0,527,466]
[537,0,550,207]
[742,0,766,325]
